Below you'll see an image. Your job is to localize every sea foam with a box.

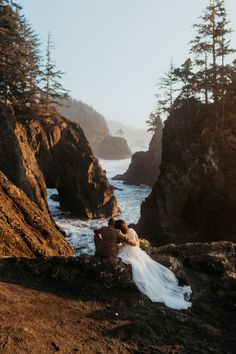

[47,158,151,255]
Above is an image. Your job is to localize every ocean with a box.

[47,158,151,255]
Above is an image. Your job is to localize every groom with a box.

[94,218,137,257]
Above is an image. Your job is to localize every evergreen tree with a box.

[225,59,236,105]
[40,32,68,111]
[146,112,162,134]
[157,59,177,115]
[0,1,40,107]
[190,0,234,103]
[215,2,235,99]
[173,58,195,100]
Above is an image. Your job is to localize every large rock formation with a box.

[0,105,73,257]
[0,104,48,212]
[138,100,236,245]
[0,171,73,257]
[0,241,235,353]
[0,103,73,257]
[95,135,132,160]
[19,110,119,218]
[113,125,162,187]
[0,101,118,257]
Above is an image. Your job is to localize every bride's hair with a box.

[115,219,127,234]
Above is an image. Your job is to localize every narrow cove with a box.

[47,158,151,255]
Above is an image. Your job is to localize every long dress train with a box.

[118,228,192,310]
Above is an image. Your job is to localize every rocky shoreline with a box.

[0,241,235,353]
[1,1,236,352]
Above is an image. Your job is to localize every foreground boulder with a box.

[138,101,236,245]
[0,171,73,257]
[5,255,133,290]
[19,111,120,218]
[4,241,234,299]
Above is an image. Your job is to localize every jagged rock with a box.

[2,240,234,304]
[19,111,120,218]
[0,171,73,257]
[0,104,48,212]
[0,103,73,257]
[95,135,132,160]
[113,125,162,187]
[138,101,236,245]
[151,241,236,312]
[6,255,133,290]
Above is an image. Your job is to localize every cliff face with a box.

[21,111,120,218]
[95,135,132,160]
[0,104,73,257]
[0,171,73,257]
[138,100,236,245]
[0,104,47,212]
[113,126,162,187]
[0,101,119,257]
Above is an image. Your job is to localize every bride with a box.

[115,219,192,310]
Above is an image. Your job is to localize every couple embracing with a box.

[94,218,139,258]
[94,218,192,310]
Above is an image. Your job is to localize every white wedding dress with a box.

[118,228,192,310]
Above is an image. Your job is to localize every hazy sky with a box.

[19,0,236,129]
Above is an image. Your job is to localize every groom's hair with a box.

[115,219,126,233]
[108,217,115,226]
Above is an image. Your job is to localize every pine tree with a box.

[146,112,162,134]
[40,32,68,111]
[215,2,235,99]
[157,59,178,116]
[0,1,40,107]
[225,59,236,105]
[190,0,234,103]
[173,58,195,100]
